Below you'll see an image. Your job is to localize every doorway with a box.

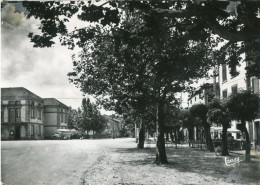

[15,126,20,139]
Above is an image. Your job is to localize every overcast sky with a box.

[1,3,86,110]
[1,2,210,111]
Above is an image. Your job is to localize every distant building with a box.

[186,83,215,142]
[1,87,69,140]
[1,87,44,140]
[188,83,215,108]
[103,115,123,138]
[43,98,69,139]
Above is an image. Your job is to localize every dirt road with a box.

[2,138,259,185]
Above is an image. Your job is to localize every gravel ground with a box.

[2,138,259,185]
[81,139,260,185]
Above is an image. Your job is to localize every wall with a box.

[219,62,247,99]
[44,126,58,138]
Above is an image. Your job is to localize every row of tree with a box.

[19,1,260,164]
[67,98,107,138]
[131,90,259,162]
[190,91,259,162]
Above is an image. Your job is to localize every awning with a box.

[210,127,241,133]
[227,128,241,133]
[57,129,71,132]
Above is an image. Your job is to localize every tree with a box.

[80,98,108,138]
[91,105,108,137]
[226,90,260,161]
[67,106,80,129]
[81,98,93,136]
[21,1,260,76]
[180,109,196,144]
[22,1,214,164]
[19,1,258,164]
[190,104,214,152]
[207,99,231,156]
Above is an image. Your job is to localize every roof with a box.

[1,87,43,101]
[43,98,69,109]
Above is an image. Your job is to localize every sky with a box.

[1,3,90,110]
[1,2,213,112]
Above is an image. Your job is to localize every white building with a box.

[219,61,260,147]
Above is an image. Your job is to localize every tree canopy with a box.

[21,1,260,77]
[12,0,260,163]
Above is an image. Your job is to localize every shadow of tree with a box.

[115,147,260,184]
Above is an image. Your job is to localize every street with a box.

[1,138,136,185]
[1,138,260,185]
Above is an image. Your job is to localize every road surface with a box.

[2,138,258,185]
[1,138,136,185]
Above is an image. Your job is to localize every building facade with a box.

[103,115,122,138]
[43,98,69,139]
[219,61,260,147]
[1,88,69,140]
[1,87,44,140]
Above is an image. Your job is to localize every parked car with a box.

[51,133,61,140]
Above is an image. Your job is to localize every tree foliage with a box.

[67,106,82,129]
[80,98,107,135]
[207,99,231,156]
[190,103,214,152]
[226,90,260,122]
[226,90,260,161]
[18,1,260,163]
[21,1,260,77]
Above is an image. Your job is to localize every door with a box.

[15,126,20,139]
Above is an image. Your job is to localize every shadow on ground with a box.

[115,147,260,184]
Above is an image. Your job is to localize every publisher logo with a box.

[225,157,240,166]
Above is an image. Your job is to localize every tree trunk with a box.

[155,99,168,164]
[221,124,229,156]
[204,122,214,152]
[138,117,145,149]
[242,120,251,162]
[156,130,168,164]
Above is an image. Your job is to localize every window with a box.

[222,89,228,98]
[222,64,227,82]
[199,91,203,99]
[65,114,68,123]
[31,107,36,118]
[15,108,20,122]
[15,101,20,105]
[38,109,41,120]
[252,77,259,94]
[61,113,64,122]
[35,108,38,118]
[39,125,41,136]
[8,108,15,122]
[190,100,192,104]
[31,125,35,136]
[237,132,241,139]
[195,97,196,101]
[230,65,238,78]
[231,85,238,95]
